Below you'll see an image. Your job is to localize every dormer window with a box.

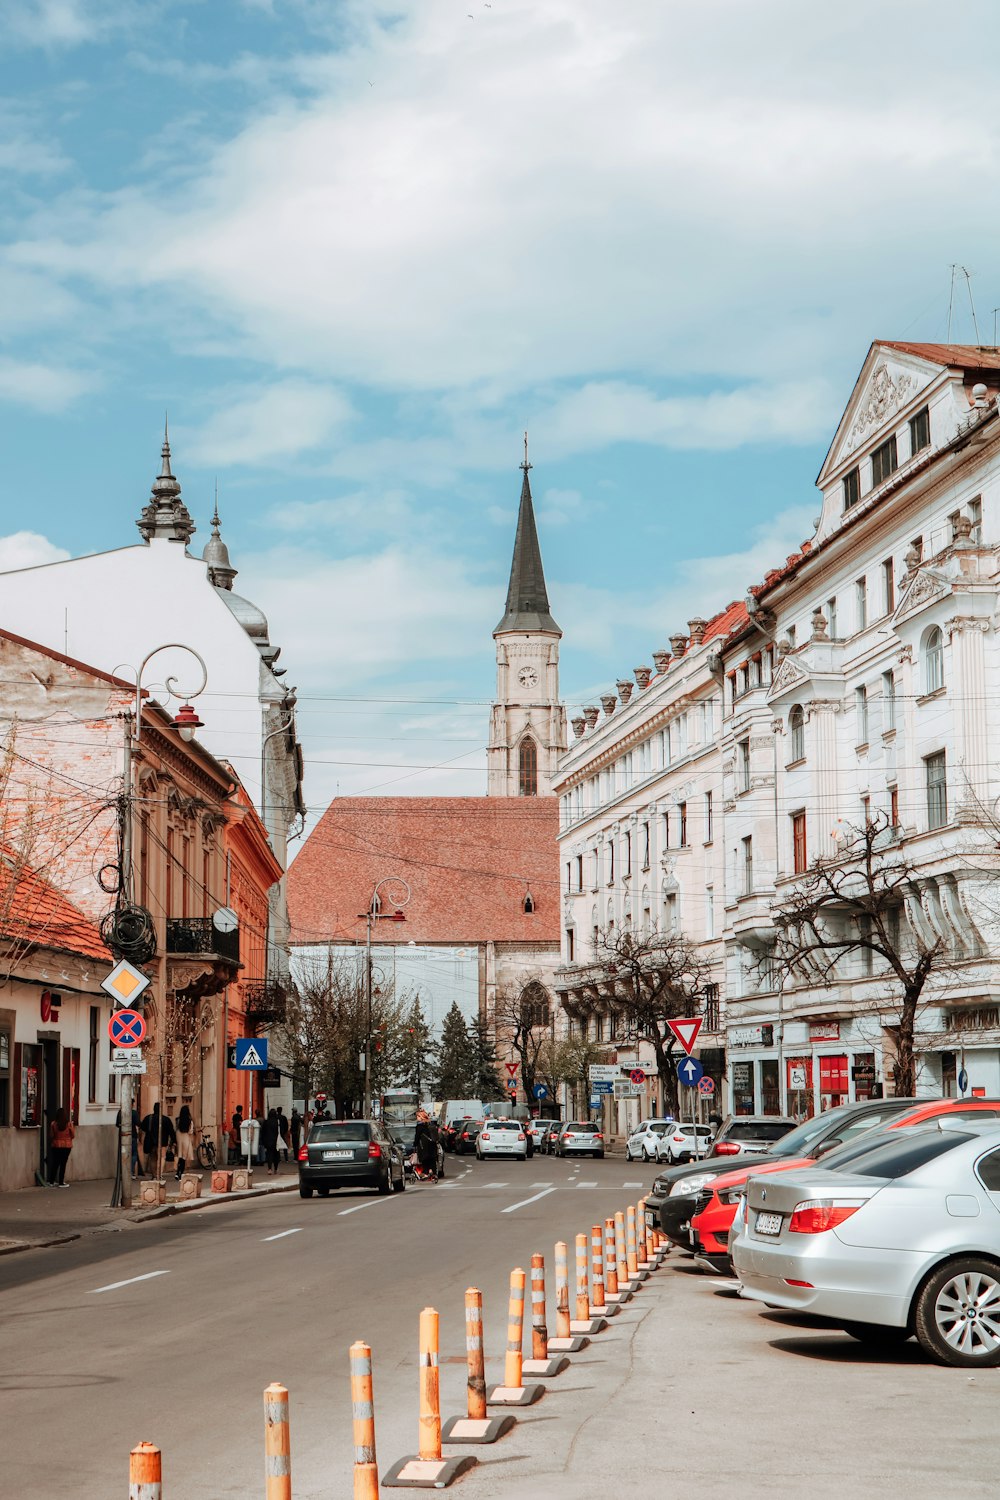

[909,405,930,455]
[871,435,898,486]
[843,466,860,509]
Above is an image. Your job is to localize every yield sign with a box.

[108,1009,146,1047]
[667,1017,702,1055]
[505,1062,519,1077]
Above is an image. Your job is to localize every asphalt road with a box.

[0,1150,655,1499]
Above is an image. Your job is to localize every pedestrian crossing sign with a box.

[233,1038,268,1070]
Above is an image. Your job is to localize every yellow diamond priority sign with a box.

[101,958,150,1007]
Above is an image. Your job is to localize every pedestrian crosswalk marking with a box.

[240,1043,264,1067]
[576,1181,598,1188]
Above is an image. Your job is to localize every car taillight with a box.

[594,1133,603,1140]
[788,1199,863,1234]
[785,1278,814,1287]
[368,1142,382,1159]
[517,1133,525,1140]
[480,1132,490,1141]
[673,1134,685,1143]
[297,1145,308,1162]
[714,1142,741,1155]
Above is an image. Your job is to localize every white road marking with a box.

[262,1228,303,1241]
[338,1200,386,1216]
[531,1182,554,1187]
[575,1181,598,1189]
[89,1270,170,1294]
[623,1181,644,1188]
[484,1182,510,1188]
[501,1187,557,1214]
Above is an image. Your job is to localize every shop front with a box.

[726,1017,885,1119]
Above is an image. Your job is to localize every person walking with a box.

[413,1108,438,1181]
[228,1106,244,1166]
[290,1107,303,1156]
[49,1108,75,1186]
[261,1108,281,1176]
[277,1106,290,1163]
[141,1103,176,1179]
[175,1103,195,1180]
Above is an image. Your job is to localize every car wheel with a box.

[915,1258,1000,1366]
[841,1321,911,1347]
[317,1185,330,1197]
[641,1147,650,1162]
[596,1151,605,1159]
[299,1184,314,1199]
[378,1172,392,1195]
[625,1145,632,1161]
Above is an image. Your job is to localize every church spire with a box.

[494,432,561,637]
[136,417,196,544]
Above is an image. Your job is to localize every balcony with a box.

[243,979,288,1025]
[167,917,240,965]
[166,917,241,999]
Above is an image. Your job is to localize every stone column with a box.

[809,701,840,857]
[947,616,989,817]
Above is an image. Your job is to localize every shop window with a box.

[786,1057,814,1120]
[732,1060,755,1116]
[88,1007,99,1104]
[760,1058,780,1116]
[0,1021,10,1126]
[818,1054,850,1110]
[852,1051,877,1101]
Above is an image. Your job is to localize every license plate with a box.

[323,1150,353,1160]
[754,1211,782,1236]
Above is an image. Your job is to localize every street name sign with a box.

[101,959,150,1007]
[108,1009,146,1047]
[233,1038,268,1070]
[667,1018,702,1055]
[592,1080,614,1095]
[676,1056,704,1088]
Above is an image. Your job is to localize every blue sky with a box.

[1,0,999,814]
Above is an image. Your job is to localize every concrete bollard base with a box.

[382,1455,477,1488]
[569,1316,608,1334]
[546,1335,589,1353]
[591,1301,619,1317]
[632,1269,650,1282]
[441,1414,515,1445]
[605,1291,633,1306]
[522,1354,570,1377]
[487,1383,545,1407]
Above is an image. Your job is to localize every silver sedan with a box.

[732,1121,1000,1367]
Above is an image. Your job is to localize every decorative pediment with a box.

[767,652,810,702]
[845,361,919,454]
[817,343,939,488]
[893,567,950,624]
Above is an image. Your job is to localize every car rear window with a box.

[310,1123,370,1143]
[491,1121,520,1131]
[726,1121,792,1143]
[828,1130,974,1179]
[566,1122,592,1132]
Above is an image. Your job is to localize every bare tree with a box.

[770,812,950,1097]
[492,977,554,1107]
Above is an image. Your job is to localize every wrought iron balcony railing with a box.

[166,917,240,966]
[243,979,288,1024]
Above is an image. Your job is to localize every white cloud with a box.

[5,0,126,46]
[183,379,355,467]
[0,358,90,411]
[0,531,71,570]
[267,487,418,538]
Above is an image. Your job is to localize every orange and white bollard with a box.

[547,1240,588,1353]
[442,1289,515,1445]
[488,1269,545,1407]
[570,1233,607,1335]
[350,1342,379,1500]
[590,1224,617,1316]
[263,1384,291,1500]
[604,1216,630,1305]
[129,1442,161,1500]
[522,1253,570,1377]
[636,1199,652,1269]
[626,1205,647,1284]
[615,1211,631,1291]
[384,1309,477,1487]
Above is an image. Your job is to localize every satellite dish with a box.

[212,906,238,934]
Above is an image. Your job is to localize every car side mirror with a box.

[813,1136,843,1158]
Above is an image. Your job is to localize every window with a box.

[662,811,671,847]
[566,928,575,962]
[788,704,805,762]
[704,791,713,843]
[608,840,615,885]
[565,861,572,894]
[791,811,807,874]
[855,685,868,746]
[858,913,874,975]
[911,535,923,563]
[909,405,930,455]
[925,751,948,829]
[88,1006,99,1103]
[705,886,715,939]
[738,739,751,793]
[665,893,678,933]
[642,823,650,868]
[882,670,896,732]
[825,597,838,637]
[861,794,871,826]
[678,802,688,846]
[872,434,898,486]
[576,854,584,891]
[855,577,867,631]
[843,466,861,509]
[741,836,753,895]
[518,736,538,796]
[924,626,944,694]
[0,1021,9,1126]
[890,784,899,827]
[107,1039,116,1104]
[787,623,796,647]
[969,495,983,544]
[882,557,895,615]
[704,983,720,1031]
[625,830,632,876]
[949,509,962,542]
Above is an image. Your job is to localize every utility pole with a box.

[117,714,135,1209]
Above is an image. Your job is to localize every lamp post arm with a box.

[114,643,208,745]
[260,708,296,827]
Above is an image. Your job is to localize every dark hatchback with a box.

[453,1119,484,1154]
[298,1120,405,1198]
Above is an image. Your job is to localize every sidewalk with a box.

[0,1160,299,1254]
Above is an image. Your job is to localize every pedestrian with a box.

[141,1102,176,1178]
[254,1108,266,1164]
[413,1108,438,1181]
[277,1106,290,1162]
[175,1102,195,1180]
[228,1106,244,1166]
[116,1104,143,1177]
[261,1108,281,1176]
[49,1107,75,1186]
[290,1107,303,1155]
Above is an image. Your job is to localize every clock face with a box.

[518,667,538,688]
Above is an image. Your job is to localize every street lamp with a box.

[110,643,208,1209]
[358,877,411,1119]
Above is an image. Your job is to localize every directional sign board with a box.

[101,959,150,1007]
[588,1064,618,1083]
[667,1018,702,1056]
[591,1080,614,1095]
[108,1009,146,1047]
[233,1038,268,1070]
[697,1075,715,1096]
[533,1084,548,1100]
[676,1056,704,1089]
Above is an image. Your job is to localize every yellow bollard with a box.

[263,1384,291,1500]
[604,1218,619,1297]
[130,1442,161,1500]
[418,1308,442,1463]
[575,1234,590,1322]
[350,1341,379,1500]
[590,1225,606,1310]
[530,1254,548,1359]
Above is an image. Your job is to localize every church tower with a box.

[488,440,566,796]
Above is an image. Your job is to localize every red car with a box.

[690,1097,1000,1273]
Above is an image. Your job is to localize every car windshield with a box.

[310,1122,370,1143]
[826,1129,974,1179]
[649,1123,669,1135]
[725,1120,792,1143]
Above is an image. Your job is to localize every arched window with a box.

[789,704,805,762]
[924,626,945,694]
[519,980,551,1030]
[518,736,538,796]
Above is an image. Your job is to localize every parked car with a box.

[709,1115,796,1158]
[691,1097,1000,1272]
[540,1121,562,1155]
[556,1121,605,1158]
[526,1119,557,1153]
[298,1119,405,1198]
[657,1122,715,1164]
[625,1120,674,1161]
[476,1119,528,1160]
[454,1119,484,1154]
[735,1120,1000,1366]
[442,1118,471,1152]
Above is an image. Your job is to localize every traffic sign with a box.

[533,1084,548,1100]
[629,1068,646,1085]
[591,1080,614,1095]
[505,1077,518,1093]
[108,1009,146,1047]
[588,1064,618,1083]
[505,1062,519,1077]
[676,1056,704,1088]
[667,1018,702,1055]
[110,1054,146,1075]
[697,1076,715,1097]
[589,1094,601,1109]
[233,1038,268,1070]
[101,959,150,1007]
[959,1068,969,1093]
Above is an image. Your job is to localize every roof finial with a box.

[521,430,531,475]
[160,411,174,478]
[212,478,220,532]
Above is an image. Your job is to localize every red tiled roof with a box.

[704,599,749,640]
[879,342,1000,371]
[0,850,109,962]
[288,797,560,947]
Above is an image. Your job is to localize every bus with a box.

[380,1087,420,1136]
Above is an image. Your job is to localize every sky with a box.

[1,0,999,818]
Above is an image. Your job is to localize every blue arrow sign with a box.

[676,1056,704,1088]
[533,1084,548,1100]
[234,1038,268,1070]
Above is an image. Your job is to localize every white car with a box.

[625,1120,674,1162]
[656,1123,715,1164]
[476,1119,528,1160]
